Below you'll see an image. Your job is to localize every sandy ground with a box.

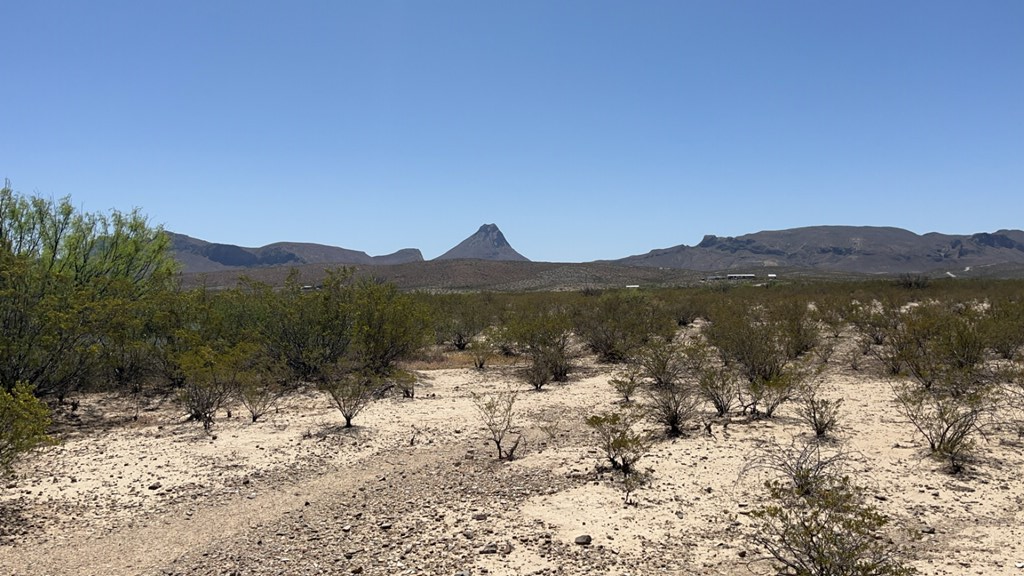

[2,337,1024,576]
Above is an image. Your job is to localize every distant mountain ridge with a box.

[435,224,529,262]
[170,225,1024,278]
[168,232,423,274]
[615,226,1024,273]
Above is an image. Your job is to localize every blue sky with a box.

[2,1,1022,262]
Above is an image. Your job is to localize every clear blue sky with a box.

[3,1,1022,262]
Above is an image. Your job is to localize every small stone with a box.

[921,526,936,534]
[574,535,592,546]
[351,567,363,575]
[148,482,162,490]
[479,543,498,554]
[472,513,488,521]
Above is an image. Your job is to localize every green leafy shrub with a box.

[585,409,654,476]
[236,359,286,423]
[747,440,916,576]
[468,339,493,370]
[636,337,686,388]
[752,477,916,576]
[1,382,53,475]
[609,365,643,403]
[573,290,674,363]
[773,297,819,360]
[176,345,247,431]
[349,279,432,378]
[507,308,574,388]
[983,296,1024,360]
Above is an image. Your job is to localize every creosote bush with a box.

[894,383,989,473]
[585,409,654,476]
[609,365,643,403]
[797,382,843,439]
[636,337,686,388]
[507,308,575,389]
[176,345,247,431]
[573,290,674,363]
[468,339,493,371]
[747,440,916,576]
[646,383,701,437]
[586,409,655,504]
[697,364,738,417]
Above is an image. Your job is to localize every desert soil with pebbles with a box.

[2,339,1024,576]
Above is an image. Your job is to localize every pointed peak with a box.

[435,223,529,262]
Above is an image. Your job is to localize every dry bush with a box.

[697,364,739,417]
[797,382,843,439]
[318,367,377,428]
[646,383,702,437]
[894,383,991,473]
[472,388,521,461]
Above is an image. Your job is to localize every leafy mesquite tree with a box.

[0,182,177,400]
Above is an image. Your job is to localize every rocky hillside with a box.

[616,226,1024,274]
[435,224,529,262]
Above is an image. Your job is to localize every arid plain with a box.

[2,325,1023,576]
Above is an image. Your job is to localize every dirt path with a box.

[0,447,448,576]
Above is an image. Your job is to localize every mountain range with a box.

[170,224,1024,286]
[615,226,1024,274]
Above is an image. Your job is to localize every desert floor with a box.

[2,336,1023,576]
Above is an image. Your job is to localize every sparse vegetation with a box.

[7,184,1024,576]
